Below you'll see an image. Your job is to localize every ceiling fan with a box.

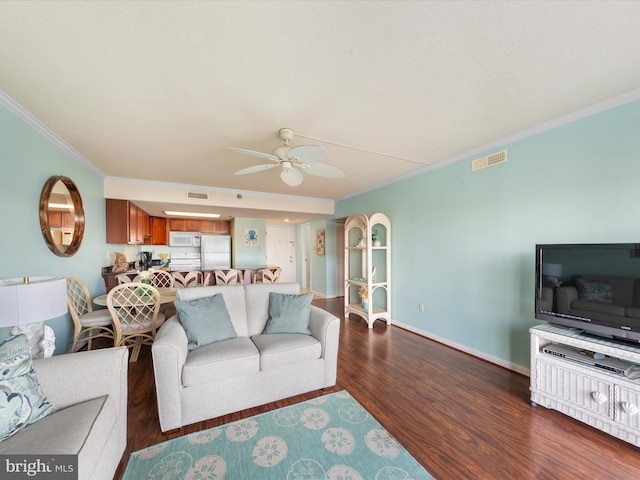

[229,128,346,187]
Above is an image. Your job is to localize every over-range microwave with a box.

[169,231,201,247]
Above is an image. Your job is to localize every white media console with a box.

[530,324,640,447]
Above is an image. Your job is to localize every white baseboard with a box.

[392,320,530,377]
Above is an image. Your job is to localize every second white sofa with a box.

[152,282,340,432]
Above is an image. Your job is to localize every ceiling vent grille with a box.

[471,150,507,171]
[187,192,208,199]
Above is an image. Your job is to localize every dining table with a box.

[93,287,177,307]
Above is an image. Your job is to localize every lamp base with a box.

[10,322,56,358]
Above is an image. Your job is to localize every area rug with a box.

[123,390,434,480]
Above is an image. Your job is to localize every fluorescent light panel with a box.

[164,211,220,218]
[48,203,73,209]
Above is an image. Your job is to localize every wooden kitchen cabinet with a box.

[128,202,140,244]
[151,216,167,245]
[214,221,230,233]
[47,210,63,228]
[168,218,208,232]
[185,219,201,232]
[169,218,187,231]
[106,199,150,245]
[201,219,230,234]
[200,219,215,233]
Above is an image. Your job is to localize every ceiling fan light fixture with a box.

[281,168,304,187]
[230,127,345,187]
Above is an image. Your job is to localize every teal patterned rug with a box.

[123,390,434,480]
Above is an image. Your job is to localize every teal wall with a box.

[0,105,108,353]
[335,99,640,370]
[231,217,266,267]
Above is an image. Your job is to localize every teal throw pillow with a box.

[576,278,614,304]
[174,293,237,350]
[0,334,56,442]
[264,292,314,335]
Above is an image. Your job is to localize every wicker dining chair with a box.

[213,268,243,285]
[66,277,115,353]
[252,266,282,284]
[171,271,203,288]
[147,270,175,288]
[116,273,135,285]
[107,283,165,362]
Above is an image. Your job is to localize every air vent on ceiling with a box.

[471,150,507,171]
[187,192,208,200]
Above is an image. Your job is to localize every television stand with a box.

[530,324,640,447]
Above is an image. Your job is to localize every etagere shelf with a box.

[344,213,391,328]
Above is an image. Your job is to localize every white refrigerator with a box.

[200,234,232,270]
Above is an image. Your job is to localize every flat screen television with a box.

[535,243,640,343]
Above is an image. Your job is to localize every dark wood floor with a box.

[113,298,640,479]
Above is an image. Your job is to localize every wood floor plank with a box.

[112,297,640,479]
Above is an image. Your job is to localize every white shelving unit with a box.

[344,212,391,328]
[530,324,640,447]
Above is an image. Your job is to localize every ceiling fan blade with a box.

[234,163,278,175]
[302,161,346,178]
[287,145,326,163]
[228,147,279,162]
[280,168,304,187]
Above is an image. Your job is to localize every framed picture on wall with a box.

[244,228,259,246]
[316,229,325,255]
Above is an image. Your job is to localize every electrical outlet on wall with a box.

[418,303,424,312]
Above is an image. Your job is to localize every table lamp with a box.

[541,263,563,288]
[0,276,67,358]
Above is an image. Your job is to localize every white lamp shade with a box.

[541,263,563,277]
[0,277,67,327]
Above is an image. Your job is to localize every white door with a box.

[266,225,295,283]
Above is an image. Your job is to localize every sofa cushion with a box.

[572,299,625,316]
[0,335,56,442]
[182,337,260,386]
[0,395,116,478]
[177,285,249,337]
[264,292,314,335]
[251,333,321,370]
[174,293,237,350]
[576,277,614,304]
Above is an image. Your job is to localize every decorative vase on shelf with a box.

[362,299,369,310]
[372,229,380,247]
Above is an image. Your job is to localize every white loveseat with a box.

[0,346,128,480]
[152,283,340,432]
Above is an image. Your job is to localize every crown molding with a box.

[0,88,105,178]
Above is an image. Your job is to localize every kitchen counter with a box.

[101,264,169,291]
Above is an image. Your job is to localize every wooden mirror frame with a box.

[39,175,85,257]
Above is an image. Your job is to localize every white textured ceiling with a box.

[1,1,640,222]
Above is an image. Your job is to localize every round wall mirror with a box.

[39,176,85,257]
